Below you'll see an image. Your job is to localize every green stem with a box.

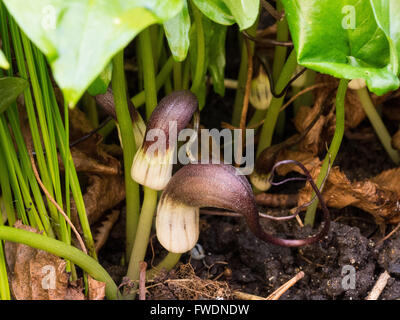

[130,55,173,107]
[272,0,289,83]
[304,79,349,226]
[112,51,140,260]
[0,151,16,226]
[256,50,298,156]
[0,216,10,300]
[0,226,118,300]
[190,3,205,97]
[0,238,10,300]
[126,187,158,284]
[139,28,158,119]
[146,252,181,280]
[83,93,99,128]
[357,86,400,164]
[248,1,287,129]
[173,60,183,90]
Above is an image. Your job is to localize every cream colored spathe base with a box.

[130,147,174,190]
[250,171,271,191]
[156,197,199,253]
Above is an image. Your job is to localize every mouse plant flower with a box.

[249,66,272,110]
[130,90,198,190]
[95,87,146,148]
[156,163,330,253]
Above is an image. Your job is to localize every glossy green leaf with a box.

[369,0,400,75]
[193,0,259,30]
[192,0,235,26]
[2,0,183,106]
[281,0,400,95]
[0,77,28,114]
[87,63,112,96]
[164,0,190,61]
[0,50,9,70]
[222,0,259,30]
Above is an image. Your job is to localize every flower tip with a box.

[130,147,174,190]
[250,68,272,110]
[156,196,199,253]
[250,171,271,192]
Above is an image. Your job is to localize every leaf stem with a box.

[256,50,297,157]
[304,79,349,226]
[146,252,182,280]
[0,226,118,300]
[139,28,158,119]
[126,187,158,283]
[356,86,400,164]
[130,55,174,107]
[112,50,140,260]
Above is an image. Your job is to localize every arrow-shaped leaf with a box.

[2,0,183,106]
[282,0,400,95]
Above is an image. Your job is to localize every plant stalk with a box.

[0,226,118,300]
[357,86,400,164]
[256,50,298,157]
[112,50,140,260]
[304,79,349,226]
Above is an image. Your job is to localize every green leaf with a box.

[222,0,259,30]
[192,0,259,30]
[189,14,227,106]
[0,77,28,113]
[281,0,400,95]
[192,0,235,26]
[369,0,400,75]
[2,0,183,106]
[0,50,9,70]
[204,18,227,96]
[87,62,112,96]
[164,0,190,62]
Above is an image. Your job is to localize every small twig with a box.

[266,271,305,300]
[240,37,253,132]
[279,82,334,112]
[139,261,148,300]
[242,30,293,47]
[377,222,400,245]
[261,0,283,21]
[366,271,391,300]
[200,209,300,221]
[234,291,268,300]
[69,116,112,148]
[256,52,306,98]
[28,150,87,254]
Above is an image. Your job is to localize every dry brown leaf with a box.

[88,276,106,300]
[280,153,400,224]
[66,107,121,176]
[292,74,386,156]
[293,105,328,155]
[71,174,125,227]
[94,210,120,253]
[5,221,85,300]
